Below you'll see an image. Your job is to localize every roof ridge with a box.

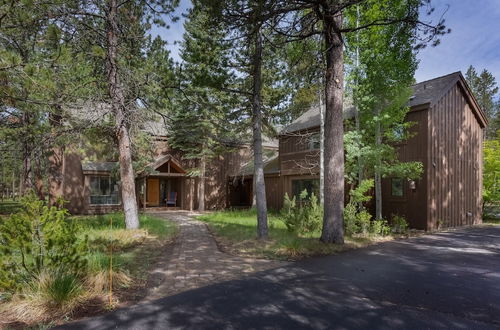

[414,71,461,86]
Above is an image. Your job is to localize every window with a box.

[308,133,320,150]
[391,178,404,197]
[393,126,405,141]
[90,176,119,205]
[292,179,320,199]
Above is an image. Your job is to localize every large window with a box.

[292,179,320,199]
[391,178,404,197]
[90,176,119,205]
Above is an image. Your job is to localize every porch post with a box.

[144,177,147,210]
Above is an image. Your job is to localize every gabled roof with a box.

[281,72,488,134]
[236,149,280,177]
[410,72,488,127]
[280,104,356,135]
[82,162,117,173]
[149,154,186,173]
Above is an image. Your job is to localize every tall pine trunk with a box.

[374,108,382,219]
[48,111,64,206]
[106,0,139,229]
[319,94,325,204]
[252,26,268,239]
[321,11,344,244]
[198,155,206,211]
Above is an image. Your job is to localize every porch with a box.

[136,155,191,210]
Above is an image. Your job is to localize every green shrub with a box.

[0,194,88,293]
[390,215,409,234]
[280,190,322,235]
[344,179,377,236]
[370,219,391,236]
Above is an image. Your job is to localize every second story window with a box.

[308,133,320,150]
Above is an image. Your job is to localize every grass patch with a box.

[0,211,178,327]
[197,209,392,260]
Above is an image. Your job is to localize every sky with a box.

[152,0,500,87]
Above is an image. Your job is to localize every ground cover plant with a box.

[0,195,177,327]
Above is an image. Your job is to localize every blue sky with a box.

[152,0,500,87]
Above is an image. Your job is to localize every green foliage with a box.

[483,137,500,206]
[465,65,499,138]
[390,215,408,234]
[0,194,88,292]
[344,180,375,236]
[370,219,391,236]
[280,191,322,235]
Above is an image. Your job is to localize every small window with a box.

[292,179,320,200]
[391,178,404,197]
[90,176,119,205]
[308,133,320,150]
[393,126,404,140]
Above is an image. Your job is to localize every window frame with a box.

[308,133,320,150]
[89,175,120,205]
[291,178,320,200]
[391,178,405,197]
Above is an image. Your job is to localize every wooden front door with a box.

[147,178,160,206]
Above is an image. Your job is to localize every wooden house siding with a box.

[382,107,429,229]
[427,83,483,230]
[279,128,320,176]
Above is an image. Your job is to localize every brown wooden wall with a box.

[382,107,429,229]
[279,128,320,176]
[427,83,483,230]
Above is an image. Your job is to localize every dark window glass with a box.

[308,133,320,150]
[90,176,119,205]
[391,178,404,197]
[292,179,320,199]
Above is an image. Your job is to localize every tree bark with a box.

[252,26,268,239]
[48,111,64,206]
[321,11,344,244]
[189,178,194,211]
[33,152,45,200]
[198,155,206,211]
[106,0,139,229]
[374,108,382,220]
[319,94,325,205]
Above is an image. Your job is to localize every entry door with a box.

[147,178,160,206]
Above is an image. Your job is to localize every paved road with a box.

[61,226,500,330]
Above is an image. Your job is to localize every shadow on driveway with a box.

[59,226,500,330]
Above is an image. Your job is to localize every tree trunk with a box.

[33,152,45,200]
[48,112,64,206]
[319,94,325,205]
[321,11,345,244]
[20,140,32,196]
[106,0,139,229]
[252,26,268,239]
[198,156,206,212]
[374,108,383,220]
[189,178,194,211]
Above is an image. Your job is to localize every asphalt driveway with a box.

[60,225,500,330]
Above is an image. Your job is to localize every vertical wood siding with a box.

[382,108,429,229]
[427,83,483,230]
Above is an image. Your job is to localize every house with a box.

[268,72,487,230]
[61,71,486,230]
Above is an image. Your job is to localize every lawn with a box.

[70,212,178,284]
[197,209,392,260]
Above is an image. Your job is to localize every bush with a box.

[0,194,88,293]
[370,219,391,236]
[280,190,322,235]
[390,215,409,234]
